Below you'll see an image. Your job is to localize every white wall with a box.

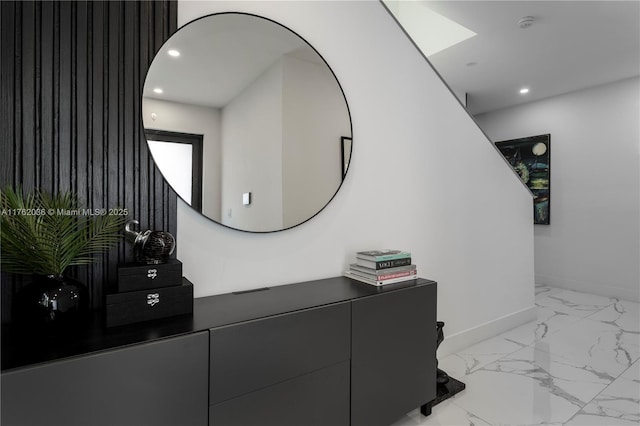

[476,77,640,302]
[221,59,284,231]
[282,54,351,228]
[176,0,535,355]
[142,98,222,221]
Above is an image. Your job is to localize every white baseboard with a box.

[436,305,537,358]
[536,274,639,303]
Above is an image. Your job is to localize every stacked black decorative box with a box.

[105,259,193,327]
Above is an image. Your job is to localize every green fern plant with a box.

[0,187,127,277]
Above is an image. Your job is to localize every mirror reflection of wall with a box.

[142,13,352,233]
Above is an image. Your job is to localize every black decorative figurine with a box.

[124,220,176,264]
[421,320,466,416]
[436,321,450,385]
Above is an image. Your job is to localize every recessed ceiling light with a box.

[153,88,163,94]
[519,87,530,94]
[167,49,180,57]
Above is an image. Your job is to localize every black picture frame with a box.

[495,134,551,225]
[341,136,352,179]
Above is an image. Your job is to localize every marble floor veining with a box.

[391,286,640,426]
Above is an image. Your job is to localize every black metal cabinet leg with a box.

[420,402,433,416]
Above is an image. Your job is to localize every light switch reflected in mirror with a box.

[142,13,352,233]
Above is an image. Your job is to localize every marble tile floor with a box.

[391,286,640,426]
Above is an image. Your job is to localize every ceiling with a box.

[146,3,639,115]
[143,13,316,108]
[410,1,640,115]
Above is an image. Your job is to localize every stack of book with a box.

[344,249,417,286]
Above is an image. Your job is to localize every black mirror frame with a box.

[142,12,353,233]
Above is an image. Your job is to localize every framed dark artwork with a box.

[495,134,550,225]
[341,136,353,179]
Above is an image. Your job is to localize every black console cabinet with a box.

[1,277,436,426]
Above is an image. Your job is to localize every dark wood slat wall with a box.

[0,0,178,322]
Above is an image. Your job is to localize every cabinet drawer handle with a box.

[232,287,270,295]
[147,293,160,307]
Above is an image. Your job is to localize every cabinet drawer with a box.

[210,360,350,426]
[351,284,437,426]
[209,301,350,404]
[1,332,209,426]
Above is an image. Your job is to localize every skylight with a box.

[384,1,477,57]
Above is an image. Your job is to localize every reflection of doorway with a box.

[145,129,203,212]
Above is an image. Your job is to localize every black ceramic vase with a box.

[13,274,88,325]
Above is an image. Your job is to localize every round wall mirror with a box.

[142,12,352,233]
